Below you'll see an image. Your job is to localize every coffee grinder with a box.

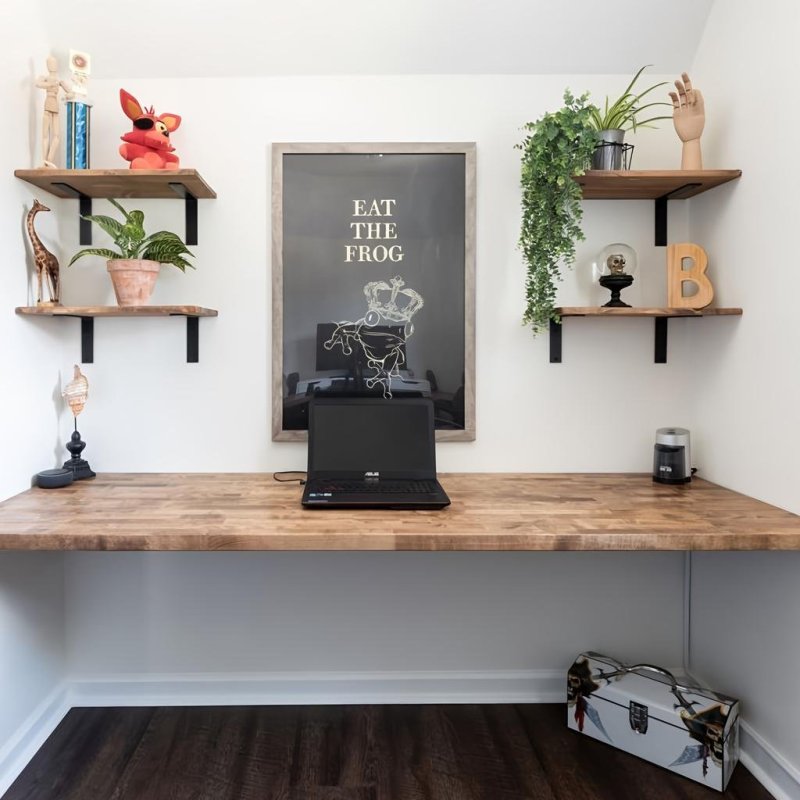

[653,428,691,484]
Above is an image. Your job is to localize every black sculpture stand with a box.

[63,427,96,480]
[599,274,635,307]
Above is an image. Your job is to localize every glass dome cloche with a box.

[592,242,638,307]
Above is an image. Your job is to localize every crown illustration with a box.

[363,275,424,324]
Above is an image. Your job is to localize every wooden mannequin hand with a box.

[669,73,704,169]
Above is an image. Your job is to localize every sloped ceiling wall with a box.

[39,0,714,78]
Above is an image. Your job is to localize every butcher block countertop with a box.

[1,473,798,552]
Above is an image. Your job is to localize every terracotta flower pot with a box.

[107,259,161,306]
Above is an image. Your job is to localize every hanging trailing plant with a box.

[517,90,598,335]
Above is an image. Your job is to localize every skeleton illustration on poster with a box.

[273,144,475,441]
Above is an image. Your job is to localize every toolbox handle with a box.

[625,664,701,694]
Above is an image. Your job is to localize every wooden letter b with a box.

[667,243,714,309]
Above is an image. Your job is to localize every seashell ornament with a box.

[62,364,89,417]
[61,365,95,480]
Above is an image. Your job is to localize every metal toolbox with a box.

[567,651,740,791]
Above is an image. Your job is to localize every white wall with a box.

[3,0,797,791]
[65,552,684,677]
[39,72,695,689]
[0,555,65,762]
[61,73,694,473]
[0,1,68,781]
[1,17,701,770]
[687,0,800,779]
[0,2,69,500]
[38,0,714,79]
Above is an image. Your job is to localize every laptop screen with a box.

[309,398,435,477]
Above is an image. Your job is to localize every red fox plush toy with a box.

[118,89,181,170]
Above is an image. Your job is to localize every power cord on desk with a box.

[273,471,307,485]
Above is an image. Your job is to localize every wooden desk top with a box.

[0,473,798,552]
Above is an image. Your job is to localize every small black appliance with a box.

[653,427,691,484]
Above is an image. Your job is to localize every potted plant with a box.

[518,90,597,334]
[518,68,672,333]
[588,65,671,169]
[68,199,194,306]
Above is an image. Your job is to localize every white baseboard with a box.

[740,721,800,800]
[0,682,71,798]
[68,669,565,707]
[4,673,797,800]
[683,668,800,798]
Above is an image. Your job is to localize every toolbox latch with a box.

[629,701,649,734]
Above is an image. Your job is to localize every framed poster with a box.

[272,142,475,441]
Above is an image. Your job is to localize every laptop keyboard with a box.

[309,480,439,494]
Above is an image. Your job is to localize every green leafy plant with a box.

[517,90,597,334]
[68,199,195,271]
[588,65,671,132]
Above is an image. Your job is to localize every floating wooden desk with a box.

[0,473,798,551]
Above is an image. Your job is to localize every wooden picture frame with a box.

[272,142,476,442]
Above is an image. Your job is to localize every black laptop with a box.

[301,397,450,509]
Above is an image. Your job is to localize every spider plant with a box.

[588,65,672,132]
[68,198,195,271]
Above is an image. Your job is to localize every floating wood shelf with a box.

[549,307,743,364]
[574,169,742,245]
[557,307,743,317]
[14,168,216,246]
[13,169,216,199]
[574,170,741,200]
[16,305,218,364]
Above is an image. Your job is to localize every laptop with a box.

[301,397,451,510]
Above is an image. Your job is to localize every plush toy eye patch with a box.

[119,88,181,169]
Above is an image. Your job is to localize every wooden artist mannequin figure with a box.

[670,72,705,170]
[35,56,70,168]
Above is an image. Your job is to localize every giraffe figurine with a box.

[26,199,61,306]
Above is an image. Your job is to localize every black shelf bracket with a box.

[68,314,204,364]
[168,182,199,245]
[549,316,674,364]
[549,318,563,363]
[654,317,668,363]
[79,195,92,245]
[51,181,201,246]
[654,196,668,246]
[52,182,93,245]
[654,183,702,246]
[80,317,94,363]
[186,316,199,363]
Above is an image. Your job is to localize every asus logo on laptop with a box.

[365,471,380,479]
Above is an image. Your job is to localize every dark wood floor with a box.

[4,704,773,800]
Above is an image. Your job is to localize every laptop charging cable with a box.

[273,471,307,485]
